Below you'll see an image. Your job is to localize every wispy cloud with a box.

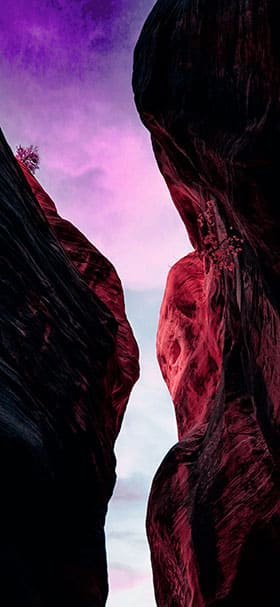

[106,290,179,606]
[109,566,149,592]
[0,0,191,291]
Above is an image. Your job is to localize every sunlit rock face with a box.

[133,1,280,605]
[0,130,139,606]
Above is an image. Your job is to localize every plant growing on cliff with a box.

[198,200,244,273]
[15,145,40,175]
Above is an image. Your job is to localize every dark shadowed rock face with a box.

[133,1,280,605]
[0,130,139,606]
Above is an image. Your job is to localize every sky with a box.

[0,1,192,604]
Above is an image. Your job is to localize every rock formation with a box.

[19,161,139,438]
[0,129,139,606]
[133,1,280,605]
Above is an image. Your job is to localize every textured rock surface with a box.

[19,161,139,437]
[0,130,139,606]
[133,1,280,605]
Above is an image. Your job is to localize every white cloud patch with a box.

[106,289,179,607]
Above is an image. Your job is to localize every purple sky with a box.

[0,1,192,604]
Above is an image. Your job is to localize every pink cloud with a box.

[0,0,192,292]
[38,120,190,289]
[110,566,149,592]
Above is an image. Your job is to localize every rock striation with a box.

[133,1,280,605]
[19,161,139,438]
[0,130,139,606]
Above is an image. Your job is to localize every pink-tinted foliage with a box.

[198,200,243,273]
[15,144,40,174]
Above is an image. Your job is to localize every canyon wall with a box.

[0,130,139,606]
[133,1,280,605]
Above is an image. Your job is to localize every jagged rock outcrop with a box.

[133,1,280,605]
[0,130,139,606]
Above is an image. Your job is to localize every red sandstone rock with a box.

[19,160,139,437]
[0,130,139,606]
[157,252,223,441]
[133,1,280,605]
